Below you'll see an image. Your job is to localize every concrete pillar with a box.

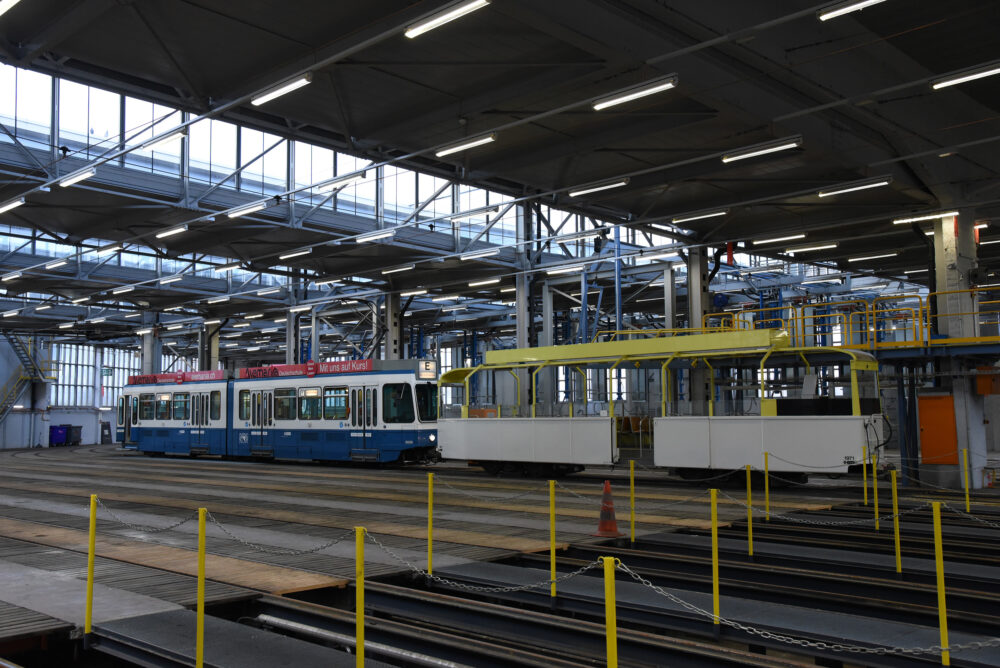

[200,326,220,371]
[383,292,401,360]
[141,332,161,374]
[285,312,297,364]
[663,266,676,329]
[686,249,711,414]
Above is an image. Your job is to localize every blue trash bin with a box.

[49,425,68,446]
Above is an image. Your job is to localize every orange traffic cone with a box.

[593,480,625,537]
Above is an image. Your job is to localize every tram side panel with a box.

[120,379,230,456]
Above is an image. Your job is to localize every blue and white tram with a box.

[117,360,439,464]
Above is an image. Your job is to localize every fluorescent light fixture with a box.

[233,323,251,328]
[639,252,679,262]
[432,295,459,302]
[443,305,467,312]
[3,309,18,317]
[72,297,89,303]
[753,234,806,246]
[59,168,96,187]
[143,128,186,151]
[257,287,282,295]
[672,209,727,224]
[207,296,230,304]
[314,278,340,286]
[11,405,24,410]
[405,0,490,38]
[817,176,892,198]
[215,262,241,273]
[559,228,607,242]
[0,197,25,214]
[722,136,802,163]
[2,271,22,281]
[979,238,1000,246]
[204,319,221,325]
[904,269,928,274]
[357,229,395,243]
[228,200,270,219]
[124,312,141,318]
[787,243,838,254]
[159,275,183,285]
[0,1,24,19]
[802,277,841,285]
[500,287,516,293]
[401,289,427,297]
[975,223,988,230]
[547,264,586,276]
[59,322,75,329]
[932,63,1000,90]
[245,313,263,319]
[245,346,261,352]
[593,75,678,111]
[568,178,629,198]
[36,305,52,311]
[279,248,312,260]
[893,211,959,224]
[112,286,134,294]
[166,324,184,331]
[382,264,415,274]
[449,206,499,222]
[45,259,68,269]
[460,248,501,261]
[135,328,152,335]
[90,317,106,324]
[155,224,187,239]
[251,73,313,106]
[817,0,887,21]
[289,304,313,312]
[261,327,279,334]
[975,282,1000,288]
[316,172,367,193]
[164,306,184,312]
[96,244,122,256]
[848,252,898,262]
[274,317,287,323]
[435,133,496,158]
[469,278,501,287]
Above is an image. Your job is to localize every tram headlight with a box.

[429,433,436,443]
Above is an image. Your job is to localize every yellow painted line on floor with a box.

[0,480,560,553]
[0,517,344,594]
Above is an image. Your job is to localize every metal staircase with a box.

[0,333,55,426]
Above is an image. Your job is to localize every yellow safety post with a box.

[862,445,869,506]
[356,526,365,667]
[601,557,618,668]
[963,448,970,513]
[427,472,434,575]
[891,470,902,574]
[84,494,97,635]
[710,489,720,625]
[549,480,556,598]
[763,452,770,522]
[629,460,636,544]
[872,452,880,531]
[932,503,950,666]
[196,507,206,668]
[745,465,753,557]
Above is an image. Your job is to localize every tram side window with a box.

[382,384,415,423]
[210,391,221,420]
[351,390,358,426]
[155,393,172,420]
[416,384,438,422]
[323,387,348,420]
[239,390,251,420]
[299,388,321,420]
[172,393,190,420]
[131,396,139,425]
[275,388,297,420]
[117,397,124,426]
[139,394,154,420]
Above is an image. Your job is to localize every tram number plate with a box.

[843,456,857,464]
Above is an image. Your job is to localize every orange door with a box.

[918,395,958,465]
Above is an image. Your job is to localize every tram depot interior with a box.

[0,1,1000,667]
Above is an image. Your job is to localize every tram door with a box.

[120,396,134,444]
[189,392,209,454]
[250,389,274,456]
[350,385,379,461]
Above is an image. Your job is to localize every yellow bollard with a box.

[629,460,636,545]
[862,445,869,506]
[84,494,97,635]
[549,480,556,598]
[872,452,880,531]
[963,448,970,513]
[427,472,434,575]
[745,465,753,557]
[601,557,618,668]
[932,503,950,666]
[356,527,365,667]
[763,452,770,522]
[196,507,206,668]
[891,470,902,574]
[710,489,720,625]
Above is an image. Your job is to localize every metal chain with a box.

[717,490,929,526]
[762,453,851,470]
[96,497,197,533]
[942,503,1000,530]
[436,476,547,502]
[637,492,708,513]
[616,562,1000,655]
[365,530,600,593]
[206,512,355,555]
[554,480,593,501]
[635,460,740,483]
